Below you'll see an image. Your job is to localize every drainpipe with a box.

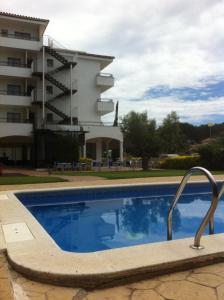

[25,50,28,65]
[42,46,45,127]
[70,62,73,125]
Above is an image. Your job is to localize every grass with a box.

[0,176,67,185]
[53,169,224,180]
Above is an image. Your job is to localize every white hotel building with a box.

[0,11,123,166]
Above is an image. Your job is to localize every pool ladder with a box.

[167,166,220,250]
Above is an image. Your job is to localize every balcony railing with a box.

[0,117,31,124]
[0,90,29,97]
[78,121,118,127]
[98,72,114,78]
[0,61,30,68]
[97,98,113,103]
[0,32,39,41]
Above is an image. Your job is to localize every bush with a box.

[160,155,200,170]
[198,144,224,170]
[79,157,92,170]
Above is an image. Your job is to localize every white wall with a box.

[0,19,39,39]
[0,122,32,138]
[0,106,28,120]
[0,94,31,106]
[85,125,123,142]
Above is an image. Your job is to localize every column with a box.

[96,139,102,162]
[25,108,29,122]
[83,143,86,157]
[119,140,123,162]
[42,46,45,127]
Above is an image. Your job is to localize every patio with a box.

[1,171,224,299]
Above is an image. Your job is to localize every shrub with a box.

[198,144,224,170]
[79,157,93,170]
[160,155,200,170]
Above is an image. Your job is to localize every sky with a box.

[2,0,224,125]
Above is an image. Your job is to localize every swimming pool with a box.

[16,182,224,253]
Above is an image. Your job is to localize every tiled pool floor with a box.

[1,252,224,300]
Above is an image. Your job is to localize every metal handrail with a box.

[167,166,219,249]
[216,182,224,205]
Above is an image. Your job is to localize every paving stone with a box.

[156,280,217,300]
[188,272,224,287]
[193,263,224,275]
[74,289,88,300]
[132,289,164,300]
[47,287,79,300]
[20,280,53,293]
[0,278,13,299]
[129,279,159,290]
[0,291,14,300]
[86,286,131,300]
[158,270,190,281]
[217,283,224,300]
[22,290,47,300]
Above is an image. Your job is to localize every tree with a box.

[121,111,159,170]
[159,111,186,153]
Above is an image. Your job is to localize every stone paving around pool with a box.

[1,172,224,299]
[2,252,224,300]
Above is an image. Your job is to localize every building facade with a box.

[0,12,123,166]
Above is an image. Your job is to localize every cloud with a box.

[116,96,224,125]
[1,0,224,124]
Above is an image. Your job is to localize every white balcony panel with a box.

[0,94,31,106]
[0,36,42,51]
[96,73,114,92]
[84,125,122,142]
[0,123,32,138]
[96,100,114,116]
[46,124,81,132]
[0,65,32,78]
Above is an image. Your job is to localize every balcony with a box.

[0,90,31,106]
[0,32,42,51]
[96,98,114,115]
[45,123,81,132]
[0,118,33,138]
[0,61,32,78]
[96,73,114,92]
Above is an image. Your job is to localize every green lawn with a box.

[0,176,67,185]
[53,169,224,180]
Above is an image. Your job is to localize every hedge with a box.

[160,155,200,170]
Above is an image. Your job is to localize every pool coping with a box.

[1,181,224,289]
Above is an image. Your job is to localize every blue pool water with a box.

[16,182,224,253]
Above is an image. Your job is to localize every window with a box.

[7,84,22,96]
[1,29,8,37]
[7,112,21,123]
[14,31,31,40]
[47,59,54,67]
[8,57,22,67]
[46,85,53,94]
[46,113,53,122]
[29,112,35,122]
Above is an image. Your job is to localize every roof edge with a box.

[0,11,49,23]
[53,47,114,60]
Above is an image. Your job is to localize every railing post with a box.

[167,167,219,249]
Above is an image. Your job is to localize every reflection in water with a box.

[28,191,222,253]
[121,197,181,237]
